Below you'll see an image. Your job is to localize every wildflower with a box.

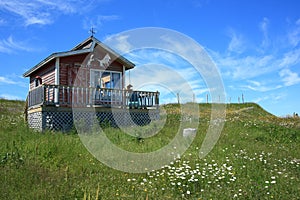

[187,190,191,195]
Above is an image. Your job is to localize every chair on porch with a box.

[129,91,140,109]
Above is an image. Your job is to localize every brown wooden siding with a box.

[59,63,69,86]
[29,47,126,91]
[29,60,55,90]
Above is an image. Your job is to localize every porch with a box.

[26,84,160,131]
[27,84,159,109]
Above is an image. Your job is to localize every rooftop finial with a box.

[89,27,96,37]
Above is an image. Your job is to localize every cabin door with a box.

[68,65,88,87]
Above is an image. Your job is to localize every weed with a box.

[0,100,299,199]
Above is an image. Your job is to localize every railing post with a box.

[123,89,128,108]
[54,85,59,104]
[67,86,70,105]
[85,87,88,106]
[61,86,65,104]
[155,91,159,110]
[42,85,46,104]
[81,87,84,105]
[72,87,75,105]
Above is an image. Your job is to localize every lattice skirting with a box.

[28,108,160,132]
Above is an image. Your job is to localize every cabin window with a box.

[34,76,42,87]
[90,69,122,89]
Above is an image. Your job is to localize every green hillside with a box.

[0,99,299,199]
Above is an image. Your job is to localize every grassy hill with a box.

[0,99,299,199]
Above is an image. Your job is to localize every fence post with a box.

[206,94,208,104]
[155,91,159,109]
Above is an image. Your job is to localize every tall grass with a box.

[0,99,299,199]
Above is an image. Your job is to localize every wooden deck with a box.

[27,84,159,109]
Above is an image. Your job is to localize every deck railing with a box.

[28,84,159,109]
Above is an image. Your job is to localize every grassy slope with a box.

[0,99,299,199]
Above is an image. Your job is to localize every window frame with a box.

[90,69,122,89]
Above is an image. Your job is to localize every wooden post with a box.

[206,94,208,104]
[177,93,180,104]
[242,93,244,104]
[42,85,46,104]
[155,91,159,109]
[54,57,60,103]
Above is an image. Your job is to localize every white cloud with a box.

[211,51,278,80]
[211,45,300,81]
[253,96,269,104]
[288,18,300,47]
[252,93,286,104]
[0,0,100,26]
[208,18,300,83]
[227,29,246,54]
[83,15,120,31]
[0,36,33,53]
[279,68,300,86]
[279,48,300,67]
[242,80,282,92]
[104,34,132,53]
[259,17,270,48]
[0,76,16,84]
[0,75,27,87]
[0,94,23,100]
[125,61,202,104]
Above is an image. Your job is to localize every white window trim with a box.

[90,69,122,89]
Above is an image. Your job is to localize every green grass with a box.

[0,99,299,199]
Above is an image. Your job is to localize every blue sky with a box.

[0,0,300,116]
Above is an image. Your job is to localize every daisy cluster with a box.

[232,148,300,198]
[127,147,299,198]
[128,152,237,197]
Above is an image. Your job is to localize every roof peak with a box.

[71,36,99,51]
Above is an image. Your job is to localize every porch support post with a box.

[54,57,60,103]
[122,65,126,108]
[122,65,125,89]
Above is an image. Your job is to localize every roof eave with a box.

[23,48,92,77]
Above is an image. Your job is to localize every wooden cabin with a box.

[23,36,159,131]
